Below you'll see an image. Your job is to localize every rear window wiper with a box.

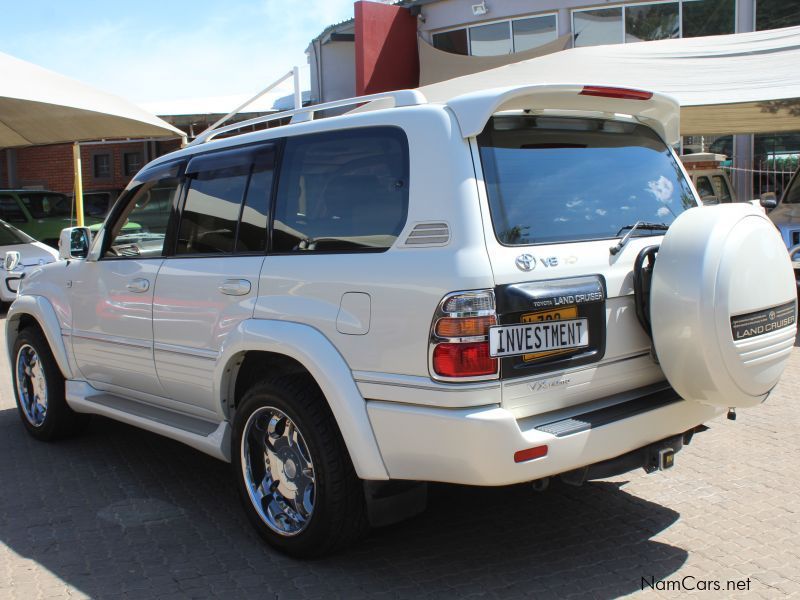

[610,221,669,256]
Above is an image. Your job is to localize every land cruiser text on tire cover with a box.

[5,84,797,557]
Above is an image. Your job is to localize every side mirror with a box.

[4,251,21,272]
[59,227,91,260]
[759,192,778,210]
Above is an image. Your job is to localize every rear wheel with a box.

[12,326,89,440]
[232,376,367,557]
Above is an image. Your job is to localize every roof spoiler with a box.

[446,84,680,145]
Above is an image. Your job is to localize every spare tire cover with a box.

[651,204,797,408]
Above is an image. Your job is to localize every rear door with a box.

[473,114,698,417]
[152,144,275,417]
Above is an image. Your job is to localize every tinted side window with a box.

[176,146,274,255]
[177,166,248,254]
[273,127,409,253]
[104,165,181,259]
[0,195,27,223]
[711,175,732,203]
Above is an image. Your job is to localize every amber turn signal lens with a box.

[436,316,496,338]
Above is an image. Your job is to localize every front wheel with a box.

[232,376,367,557]
[12,326,89,440]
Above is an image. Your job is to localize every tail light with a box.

[430,290,498,381]
[579,86,653,101]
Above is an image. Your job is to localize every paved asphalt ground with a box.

[0,309,798,599]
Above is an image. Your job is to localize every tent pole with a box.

[72,142,84,227]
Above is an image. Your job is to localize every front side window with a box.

[104,164,181,259]
[478,115,696,246]
[273,127,409,253]
[695,176,717,202]
[0,220,33,245]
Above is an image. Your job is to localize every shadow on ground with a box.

[0,408,686,599]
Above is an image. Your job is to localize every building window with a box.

[93,153,111,179]
[123,152,143,176]
[469,21,512,56]
[513,15,558,52]
[574,8,623,47]
[682,0,735,38]
[432,28,468,55]
[756,0,800,30]
[625,2,679,43]
[574,1,736,47]
[432,13,558,57]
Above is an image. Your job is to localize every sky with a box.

[1,0,357,107]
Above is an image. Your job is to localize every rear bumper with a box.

[366,384,721,486]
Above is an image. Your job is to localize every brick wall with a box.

[4,139,184,194]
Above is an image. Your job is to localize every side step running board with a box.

[65,381,230,462]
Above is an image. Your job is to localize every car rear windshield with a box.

[18,192,73,219]
[477,116,696,245]
[0,220,34,246]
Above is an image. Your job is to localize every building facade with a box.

[307,0,800,200]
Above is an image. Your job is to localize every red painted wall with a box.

[355,1,419,96]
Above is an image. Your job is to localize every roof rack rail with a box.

[188,89,426,147]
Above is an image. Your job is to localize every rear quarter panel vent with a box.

[403,222,450,246]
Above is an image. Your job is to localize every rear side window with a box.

[273,127,409,253]
[478,116,696,245]
[695,176,716,202]
[177,145,274,255]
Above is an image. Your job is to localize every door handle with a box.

[218,279,251,296]
[126,278,150,293]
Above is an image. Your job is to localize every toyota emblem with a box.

[515,254,536,271]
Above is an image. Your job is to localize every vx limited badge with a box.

[515,254,536,271]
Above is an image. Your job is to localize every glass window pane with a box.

[695,176,717,201]
[682,0,735,37]
[177,166,248,255]
[432,29,468,55]
[470,22,512,56]
[711,175,733,203]
[477,116,696,245]
[573,8,623,47]
[236,156,273,253]
[106,167,180,258]
[0,195,27,223]
[756,0,800,30]
[19,192,71,218]
[625,3,679,42]
[273,127,409,253]
[512,15,558,52]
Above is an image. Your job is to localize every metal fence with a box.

[723,159,798,200]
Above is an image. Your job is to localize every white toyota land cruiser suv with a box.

[7,84,797,557]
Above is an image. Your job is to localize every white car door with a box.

[152,145,275,417]
[70,162,181,399]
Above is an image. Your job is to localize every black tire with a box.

[11,326,89,441]
[232,376,368,557]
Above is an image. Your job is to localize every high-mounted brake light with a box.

[430,290,499,381]
[579,86,653,101]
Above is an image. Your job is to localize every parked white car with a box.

[5,84,797,557]
[0,219,58,305]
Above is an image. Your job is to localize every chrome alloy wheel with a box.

[241,406,316,536]
[15,344,48,427]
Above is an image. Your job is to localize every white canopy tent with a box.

[419,25,800,136]
[0,51,184,224]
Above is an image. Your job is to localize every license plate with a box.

[489,316,588,359]
[522,306,578,361]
